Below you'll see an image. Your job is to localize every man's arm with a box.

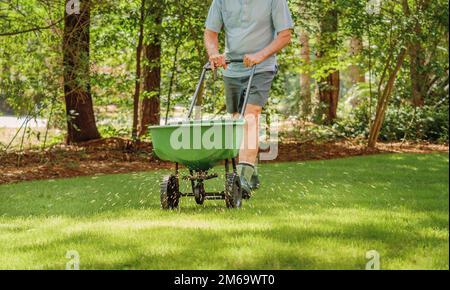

[243,29,292,67]
[204,29,227,70]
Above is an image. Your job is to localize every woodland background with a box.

[0,0,448,152]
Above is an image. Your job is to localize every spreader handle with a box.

[187,60,257,120]
[226,59,244,64]
[239,65,257,118]
[202,59,243,71]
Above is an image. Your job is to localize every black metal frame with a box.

[172,157,238,201]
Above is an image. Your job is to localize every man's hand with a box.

[243,52,266,67]
[204,29,227,70]
[209,53,228,70]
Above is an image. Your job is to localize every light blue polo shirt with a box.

[205,0,293,78]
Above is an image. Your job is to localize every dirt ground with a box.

[0,137,448,185]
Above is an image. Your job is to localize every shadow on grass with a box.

[11,216,447,270]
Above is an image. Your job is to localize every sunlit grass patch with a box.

[0,153,448,269]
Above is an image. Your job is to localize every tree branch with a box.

[0,17,63,37]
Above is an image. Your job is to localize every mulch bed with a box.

[0,137,447,185]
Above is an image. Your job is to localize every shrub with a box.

[334,103,449,143]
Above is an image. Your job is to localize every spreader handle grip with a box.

[203,59,244,70]
[226,59,244,64]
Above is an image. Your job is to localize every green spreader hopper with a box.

[149,60,257,210]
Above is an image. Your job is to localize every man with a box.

[204,0,293,196]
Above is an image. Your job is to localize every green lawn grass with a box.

[0,153,448,270]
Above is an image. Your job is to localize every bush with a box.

[333,102,371,139]
[98,124,130,138]
[381,105,449,143]
[334,103,449,143]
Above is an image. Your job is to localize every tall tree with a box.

[139,2,162,136]
[131,0,146,139]
[299,29,312,118]
[316,0,340,124]
[402,0,429,107]
[63,0,100,143]
[348,36,365,85]
[368,48,407,148]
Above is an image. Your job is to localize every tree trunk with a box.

[318,71,340,123]
[408,41,426,107]
[139,43,161,134]
[348,36,365,85]
[368,48,407,148]
[132,0,146,139]
[139,9,162,136]
[63,0,100,144]
[316,1,340,124]
[402,0,430,107]
[299,29,312,118]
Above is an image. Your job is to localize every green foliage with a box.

[381,105,449,143]
[335,102,449,143]
[0,0,448,146]
[98,124,130,138]
[0,0,65,129]
[333,106,371,139]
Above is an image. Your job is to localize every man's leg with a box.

[250,156,260,189]
[237,104,261,197]
[237,71,275,196]
[239,104,261,165]
[235,89,260,189]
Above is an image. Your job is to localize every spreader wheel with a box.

[161,175,180,210]
[194,183,205,205]
[225,173,242,208]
